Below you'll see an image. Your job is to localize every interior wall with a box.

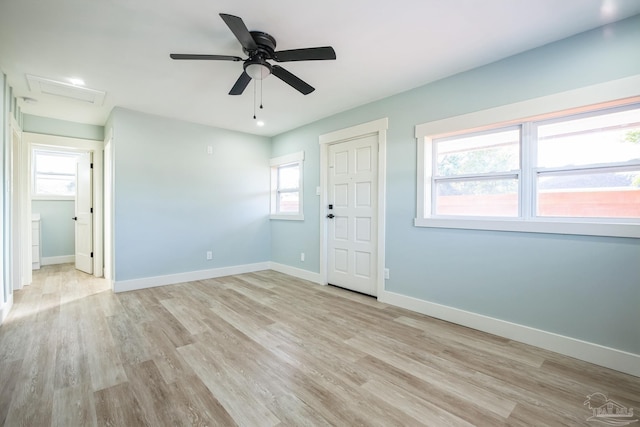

[270,15,640,355]
[270,135,322,273]
[109,108,271,282]
[31,200,75,259]
[22,114,104,141]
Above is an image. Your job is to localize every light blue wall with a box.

[270,136,322,273]
[32,200,75,258]
[110,108,271,281]
[22,114,104,141]
[270,15,640,354]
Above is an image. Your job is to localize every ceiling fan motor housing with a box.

[243,31,277,80]
[244,31,277,58]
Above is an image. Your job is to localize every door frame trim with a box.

[23,132,104,279]
[319,118,388,297]
[103,129,113,284]
[9,116,28,290]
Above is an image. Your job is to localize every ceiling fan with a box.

[170,13,336,96]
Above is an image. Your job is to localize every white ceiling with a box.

[1,0,639,137]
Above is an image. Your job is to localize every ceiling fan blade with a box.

[219,13,258,51]
[229,71,252,95]
[170,54,242,61]
[271,65,315,95]
[274,47,336,62]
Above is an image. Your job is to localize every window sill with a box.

[32,195,75,201]
[270,214,304,221]
[414,217,640,239]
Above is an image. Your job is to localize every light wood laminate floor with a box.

[1,264,638,426]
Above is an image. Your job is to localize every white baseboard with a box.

[114,262,271,293]
[269,262,323,285]
[379,289,640,378]
[0,294,13,325]
[41,255,75,266]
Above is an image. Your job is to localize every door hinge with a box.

[91,252,94,258]
[90,207,93,213]
[90,163,94,169]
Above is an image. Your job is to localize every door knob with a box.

[72,217,78,221]
[327,214,335,219]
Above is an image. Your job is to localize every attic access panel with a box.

[26,74,106,105]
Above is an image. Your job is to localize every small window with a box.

[270,151,304,220]
[32,149,81,199]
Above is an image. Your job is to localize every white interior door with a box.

[75,152,93,274]
[327,134,378,296]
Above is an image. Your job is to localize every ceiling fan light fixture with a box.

[245,61,272,80]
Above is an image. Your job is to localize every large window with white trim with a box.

[270,151,304,220]
[417,101,640,238]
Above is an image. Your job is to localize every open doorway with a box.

[31,147,93,274]
[22,132,104,281]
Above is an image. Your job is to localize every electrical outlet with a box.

[300,252,305,262]
[206,251,213,260]
[207,146,213,155]
[384,268,390,279]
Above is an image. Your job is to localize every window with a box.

[417,100,640,238]
[535,107,640,219]
[32,148,81,199]
[433,126,521,217]
[270,151,304,220]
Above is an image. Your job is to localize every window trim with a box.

[31,147,81,201]
[415,75,640,239]
[270,151,304,220]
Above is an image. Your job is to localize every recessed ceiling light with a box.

[600,0,617,19]
[256,121,265,127]
[68,77,85,86]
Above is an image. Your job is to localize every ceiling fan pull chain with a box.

[260,78,264,110]
[253,79,257,119]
